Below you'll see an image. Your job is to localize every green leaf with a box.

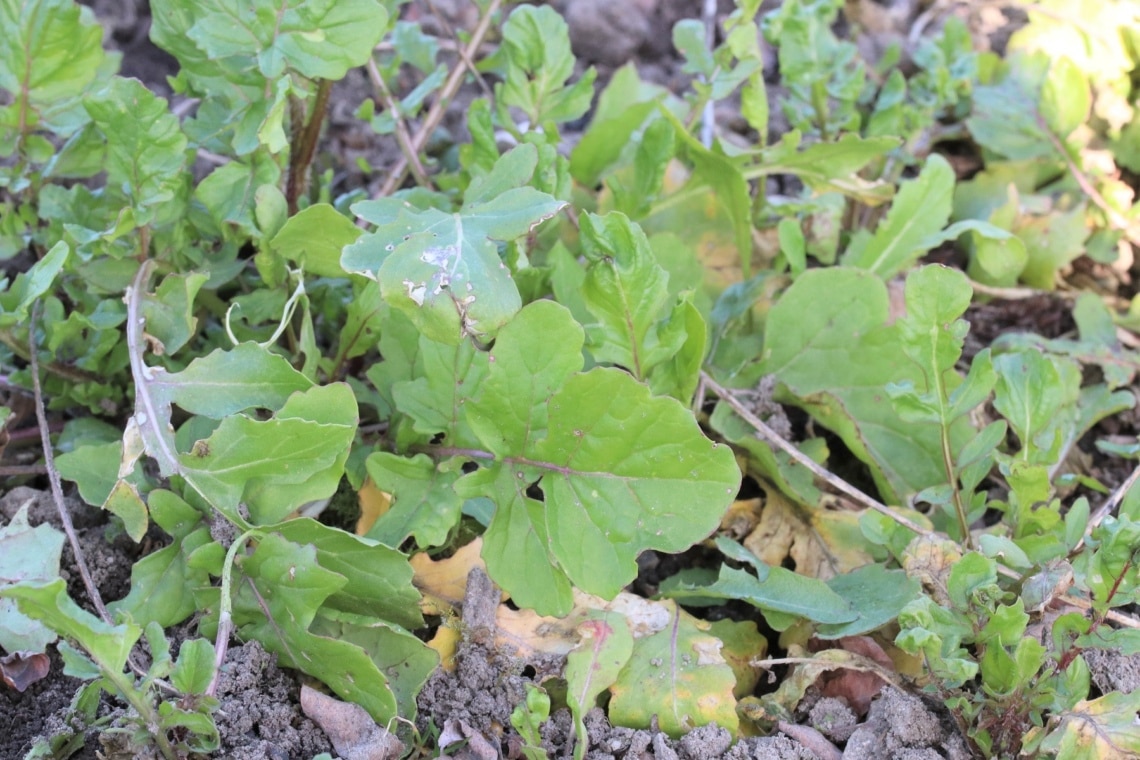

[759,267,961,503]
[494,4,595,125]
[177,384,357,521]
[569,64,667,187]
[1,579,139,676]
[228,533,400,723]
[110,528,213,628]
[309,610,438,720]
[186,0,388,80]
[85,77,187,222]
[993,350,1069,463]
[271,204,362,278]
[270,519,424,630]
[967,53,1056,161]
[841,155,955,279]
[363,453,466,549]
[195,154,282,236]
[674,19,715,78]
[747,131,900,202]
[0,503,65,654]
[391,333,487,448]
[1039,56,1090,139]
[149,342,313,420]
[140,272,209,356]
[344,145,566,343]
[817,565,921,638]
[1017,203,1089,290]
[647,295,707,403]
[566,613,633,759]
[608,602,738,737]
[0,0,107,141]
[171,638,216,696]
[659,107,753,277]
[0,241,69,326]
[457,301,740,616]
[579,212,672,379]
[663,564,855,625]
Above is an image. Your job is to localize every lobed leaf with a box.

[186,0,388,80]
[457,301,740,616]
[344,146,565,343]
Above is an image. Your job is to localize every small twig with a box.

[1077,460,1140,554]
[777,721,841,760]
[0,464,48,476]
[376,0,504,197]
[422,0,495,101]
[29,301,111,624]
[700,371,932,537]
[701,371,1140,630]
[967,279,1077,301]
[365,57,434,189]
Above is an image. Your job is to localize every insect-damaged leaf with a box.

[344,145,565,344]
[456,300,740,616]
[608,601,739,737]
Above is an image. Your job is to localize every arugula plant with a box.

[3,0,1140,756]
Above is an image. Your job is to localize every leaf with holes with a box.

[344,145,565,344]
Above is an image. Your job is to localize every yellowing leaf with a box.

[410,538,489,616]
[743,491,874,580]
[608,601,739,737]
[354,477,392,537]
[1032,692,1140,760]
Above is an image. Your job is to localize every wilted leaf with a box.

[1031,692,1140,760]
[608,601,739,737]
[301,685,405,760]
[0,650,50,692]
[566,613,633,756]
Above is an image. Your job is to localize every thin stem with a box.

[29,301,111,623]
[0,328,104,385]
[365,57,433,189]
[0,464,48,476]
[1040,114,1140,247]
[286,78,333,214]
[700,371,932,537]
[376,0,504,197]
[206,528,263,698]
[701,371,1140,630]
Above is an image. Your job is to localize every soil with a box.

[3,1,1131,759]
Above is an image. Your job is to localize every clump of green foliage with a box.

[1,0,1139,758]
